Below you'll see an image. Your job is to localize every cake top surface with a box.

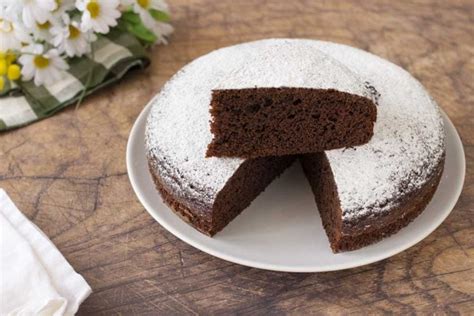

[316,43,444,220]
[145,39,445,219]
[145,39,375,207]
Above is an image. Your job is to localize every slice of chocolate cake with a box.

[301,152,444,252]
[207,87,377,158]
[148,154,295,235]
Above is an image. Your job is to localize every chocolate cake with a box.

[148,155,295,235]
[207,87,377,158]
[301,152,444,252]
[145,39,445,251]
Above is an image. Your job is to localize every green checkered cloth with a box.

[0,28,150,131]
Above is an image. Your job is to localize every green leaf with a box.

[128,22,157,44]
[149,9,170,22]
[121,11,141,24]
[118,9,167,45]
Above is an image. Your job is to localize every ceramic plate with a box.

[127,105,465,272]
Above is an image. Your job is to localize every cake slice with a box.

[207,87,377,158]
[148,154,296,235]
[301,152,444,252]
[205,44,378,158]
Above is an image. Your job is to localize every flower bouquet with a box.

[0,0,173,131]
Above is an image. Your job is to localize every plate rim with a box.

[126,105,465,272]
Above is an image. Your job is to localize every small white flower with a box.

[123,0,169,14]
[31,20,56,43]
[0,9,32,51]
[146,20,173,44]
[77,0,121,34]
[5,0,58,28]
[19,44,69,86]
[124,0,173,44]
[51,15,97,57]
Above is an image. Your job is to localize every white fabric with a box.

[0,97,37,126]
[0,189,91,316]
[93,38,132,69]
[43,71,84,103]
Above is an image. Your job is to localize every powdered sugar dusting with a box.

[145,39,374,206]
[317,43,445,221]
[145,39,444,220]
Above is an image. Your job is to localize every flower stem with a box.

[75,45,95,110]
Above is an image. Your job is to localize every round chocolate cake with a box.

[145,39,445,252]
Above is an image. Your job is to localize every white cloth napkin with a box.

[0,189,92,316]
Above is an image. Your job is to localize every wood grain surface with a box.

[1,0,473,314]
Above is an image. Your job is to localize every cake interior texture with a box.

[207,87,377,158]
[148,155,296,236]
[300,153,445,252]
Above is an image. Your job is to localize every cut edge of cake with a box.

[148,154,296,236]
[206,87,377,159]
[300,152,445,252]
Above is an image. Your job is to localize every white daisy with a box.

[5,0,58,28]
[123,0,173,44]
[47,0,75,23]
[77,0,121,34]
[123,0,169,15]
[19,44,69,86]
[51,15,97,57]
[0,10,32,52]
[147,20,173,44]
[31,20,56,43]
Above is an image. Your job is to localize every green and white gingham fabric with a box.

[0,29,150,131]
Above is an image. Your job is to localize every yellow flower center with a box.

[37,21,51,30]
[86,1,100,18]
[33,55,50,69]
[7,64,21,81]
[137,0,149,9]
[0,59,6,76]
[68,25,81,39]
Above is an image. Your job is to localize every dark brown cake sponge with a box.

[207,87,377,158]
[148,155,296,236]
[301,152,445,252]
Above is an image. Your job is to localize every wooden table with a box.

[1,0,473,314]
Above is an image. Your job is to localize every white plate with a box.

[127,105,465,272]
